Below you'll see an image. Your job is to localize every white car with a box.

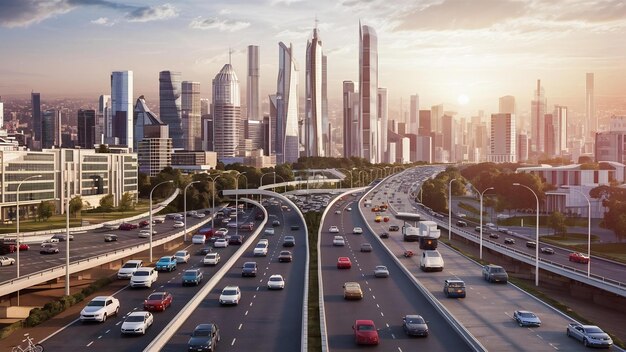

[174,250,190,263]
[264,228,275,235]
[130,267,158,288]
[80,296,120,322]
[346,207,352,211]
[117,260,143,279]
[0,256,16,266]
[203,253,220,265]
[420,250,444,272]
[328,226,339,233]
[219,286,241,305]
[352,227,363,234]
[173,221,185,228]
[138,229,155,238]
[333,236,345,246]
[193,213,206,219]
[41,238,59,246]
[335,210,341,214]
[192,234,206,244]
[152,217,165,224]
[121,311,153,335]
[215,228,229,236]
[253,242,268,256]
[213,238,229,248]
[267,274,285,290]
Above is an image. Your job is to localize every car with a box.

[194,213,206,219]
[104,234,118,242]
[374,215,382,223]
[152,217,165,224]
[343,282,363,300]
[379,232,389,239]
[215,228,229,237]
[203,253,221,265]
[353,320,379,345]
[79,295,120,323]
[241,262,258,277]
[455,220,468,227]
[213,238,229,248]
[333,236,345,246]
[0,256,16,266]
[175,250,191,263]
[403,315,429,337]
[443,279,466,298]
[278,250,293,262]
[328,226,339,233]
[253,242,268,256]
[130,267,158,288]
[119,223,138,231]
[182,269,204,286]
[188,323,220,352]
[156,256,177,272]
[117,260,142,279]
[346,207,352,211]
[569,252,590,264]
[226,221,238,228]
[173,221,185,228]
[138,220,150,227]
[360,243,373,252]
[482,264,508,283]
[566,323,613,348]
[143,291,173,312]
[255,213,264,220]
[229,235,244,245]
[541,247,555,254]
[138,229,155,238]
[192,235,206,244]
[264,227,275,235]
[290,225,300,231]
[389,225,400,231]
[198,246,213,255]
[187,211,198,217]
[488,232,500,239]
[475,226,482,232]
[52,233,74,241]
[219,286,241,305]
[267,274,285,289]
[513,310,542,327]
[121,311,153,335]
[335,210,342,215]
[337,257,352,269]
[283,236,295,247]
[272,220,281,227]
[239,223,254,231]
[374,265,389,278]
[383,216,390,222]
[504,238,515,245]
[166,213,183,220]
[420,250,444,272]
[352,227,363,234]
[526,241,537,249]
[40,243,59,254]
[18,243,29,251]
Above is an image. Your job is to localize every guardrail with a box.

[359,175,487,352]
[144,198,267,352]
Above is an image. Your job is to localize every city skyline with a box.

[1,0,625,115]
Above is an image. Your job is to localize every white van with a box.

[420,250,444,272]
[117,259,143,279]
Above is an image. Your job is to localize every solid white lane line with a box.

[238,323,243,330]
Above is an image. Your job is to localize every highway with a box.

[34,207,261,351]
[159,198,307,351]
[364,166,618,351]
[320,196,472,351]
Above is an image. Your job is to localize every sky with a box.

[1,0,625,116]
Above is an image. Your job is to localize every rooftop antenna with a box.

[229,47,234,65]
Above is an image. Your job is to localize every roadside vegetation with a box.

[303,211,322,352]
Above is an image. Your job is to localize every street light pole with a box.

[65,165,71,296]
[233,171,247,237]
[16,174,42,305]
[150,180,173,262]
[184,180,201,242]
[514,183,540,287]
[563,186,592,277]
[448,178,456,240]
[208,175,222,232]
[478,187,495,260]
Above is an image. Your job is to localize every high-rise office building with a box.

[41,110,61,148]
[410,95,419,135]
[97,95,110,145]
[211,64,241,160]
[499,95,516,114]
[134,96,172,176]
[159,71,183,149]
[517,131,529,162]
[489,113,516,163]
[0,96,4,129]
[418,110,431,136]
[322,54,329,156]
[377,87,388,162]
[431,104,443,133]
[586,73,595,139]
[442,114,455,163]
[343,81,360,158]
[200,98,210,116]
[276,42,300,164]
[554,105,568,155]
[359,22,378,163]
[531,79,547,153]
[247,45,260,121]
[268,94,278,154]
[182,81,201,150]
[305,26,324,157]
[544,113,556,157]
[110,71,133,148]
[78,109,96,149]
[31,92,41,145]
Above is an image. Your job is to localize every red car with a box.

[353,320,379,345]
[239,223,254,231]
[118,223,138,231]
[383,216,390,222]
[569,252,590,264]
[337,257,352,269]
[138,220,150,228]
[143,291,173,312]
[19,243,29,251]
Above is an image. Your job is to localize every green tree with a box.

[37,201,54,221]
[69,196,84,218]
[118,192,135,212]
[99,194,114,212]
[548,211,567,235]
[96,144,110,153]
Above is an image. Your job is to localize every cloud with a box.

[189,17,250,32]
[270,0,305,5]
[90,17,114,26]
[542,0,626,23]
[125,3,178,22]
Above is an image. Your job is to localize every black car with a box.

[40,244,59,254]
[188,323,220,352]
[197,246,213,255]
[443,279,466,298]
[52,233,74,241]
[282,236,295,247]
[389,225,399,232]
[241,262,257,277]
[104,234,118,242]
[228,235,243,245]
[272,220,281,227]
[290,225,300,231]
[379,232,389,239]
[488,232,500,239]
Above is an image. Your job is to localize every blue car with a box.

[182,269,203,286]
[155,256,177,272]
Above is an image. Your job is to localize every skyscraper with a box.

[211,64,241,160]
[110,71,133,148]
[41,110,61,148]
[499,95,516,115]
[544,113,556,157]
[377,87,388,162]
[276,42,300,164]
[531,79,547,153]
[431,104,443,133]
[410,95,419,135]
[555,105,568,155]
[159,71,183,149]
[517,131,529,162]
[359,22,378,163]
[77,109,96,149]
[305,25,324,157]
[489,113,516,163]
[97,95,110,145]
[343,81,360,158]
[586,73,595,139]
[418,110,431,136]
[322,54,329,156]
[134,96,172,176]
[247,45,260,121]
[0,96,4,129]
[442,114,455,163]
[182,81,201,150]
[31,92,41,144]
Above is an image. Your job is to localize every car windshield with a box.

[223,289,238,295]
[207,254,216,258]
[147,293,164,300]
[192,329,211,337]
[269,277,282,282]
[244,263,255,268]
[158,258,170,263]
[255,244,266,248]
[425,252,440,258]
[518,312,536,318]
[134,271,148,276]
[125,315,145,323]
[491,267,504,273]
[586,327,604,333]
[376,266,387,270]
[448,282,464,288]
[87,300,105,307]
[184,270,197,276]
[358,325,375,331]
[176,252,186,256]
[122,263,138,268]
[280,251,290,255]
[407,317,425,324]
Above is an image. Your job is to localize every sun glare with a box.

[457,94,470,105]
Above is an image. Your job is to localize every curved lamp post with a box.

[448,178,457,240]
[207,175,222,232]
[467,185,495,260]
[232,171,247,236]
[513,182,540,287]
[150,180,174,262]
[16,174,42,305]
[562,186,592,277]
[183,180,201,242]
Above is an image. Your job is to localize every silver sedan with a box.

[374,265,389,278]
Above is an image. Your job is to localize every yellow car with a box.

[343,282,363,300]
[375,215,382,223]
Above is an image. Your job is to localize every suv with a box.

[118,260,143,279]
[443,279,466,298]
[156,256,177,272]
[219,286,241,305]
[80,295,120,322]
[482,264,508,283]
[130,267,158,288]
[389,225,400,232]
[242,262,258,277]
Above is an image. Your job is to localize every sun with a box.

[457,94,470,105]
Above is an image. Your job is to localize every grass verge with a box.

[458,202,480,215]
[304,212,322,352]
[498,216,588,228]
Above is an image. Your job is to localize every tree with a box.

[118,192,135,212]
[548,211,567,236]
[99,194,114,212]
[96,144,110,153]
[37,201,54,221]
[69,196,83,218]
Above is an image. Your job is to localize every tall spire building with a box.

[586,73,595,139]
[159,71,183,149]
[359,22,379,163]
[305,25,324,157]
[247,45,260,121]
[531,79,547,153]
[276,42,300,164]
[110,70,133,148]
[211,64,241,160]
